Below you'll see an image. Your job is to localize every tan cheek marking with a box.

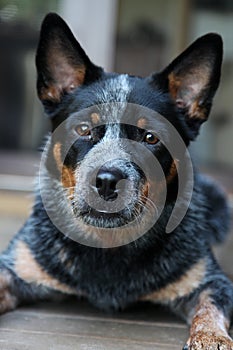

[53,142,76,198]
[53,142,63,172]
[137,117,147,129]
[61,166,76,199]
[142,259,206,303]
[15,241,76,295]
[141,182,149,203]
[91,112,100,125]
[166,159,178,184]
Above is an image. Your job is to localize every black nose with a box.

[96,168,126,201]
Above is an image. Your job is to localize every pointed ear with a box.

[155,33,223,135]
[36,13,103,106]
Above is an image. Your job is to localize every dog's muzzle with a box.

[73,160,145,228]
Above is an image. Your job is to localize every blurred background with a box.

[0,0,232,274]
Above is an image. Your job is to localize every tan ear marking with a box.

[39,63,86,102]
[168,72,182,101]
[39,85,62,102]
[168,68,210,120]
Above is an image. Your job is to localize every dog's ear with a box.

[36,13,103,106]
[153,33,223,137]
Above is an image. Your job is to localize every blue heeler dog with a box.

[1,13,233,349]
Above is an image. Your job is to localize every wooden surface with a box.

[0,167,233,350]
[0,300,189,350]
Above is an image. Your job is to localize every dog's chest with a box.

[63,246,176,310]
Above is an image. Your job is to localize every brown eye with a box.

[144,132,159,145]
[76,124,91,137]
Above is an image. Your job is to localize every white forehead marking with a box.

[97,75,131,124]
[99,74,130,103]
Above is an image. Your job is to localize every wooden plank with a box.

[0,306,188,347]
[0,301,233,350]
[0,329,182,350]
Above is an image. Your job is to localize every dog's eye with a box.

[144,132,159,145]
[76,124,91,137]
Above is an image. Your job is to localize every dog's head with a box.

[36,13,223,247]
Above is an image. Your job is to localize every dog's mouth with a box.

[66,180,160,247]
[73,205,142,228]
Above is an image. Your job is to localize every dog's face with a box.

[36,14,222,247]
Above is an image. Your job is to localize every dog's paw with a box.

[0,270,17,314]
[183,333,233,350]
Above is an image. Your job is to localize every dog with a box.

[1,13,233,349]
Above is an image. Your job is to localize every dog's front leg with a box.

[183,289,233,350]
[143,258,233,349]
[0,238,77,314]
[0,266,18,314]
[0,259,76,315]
